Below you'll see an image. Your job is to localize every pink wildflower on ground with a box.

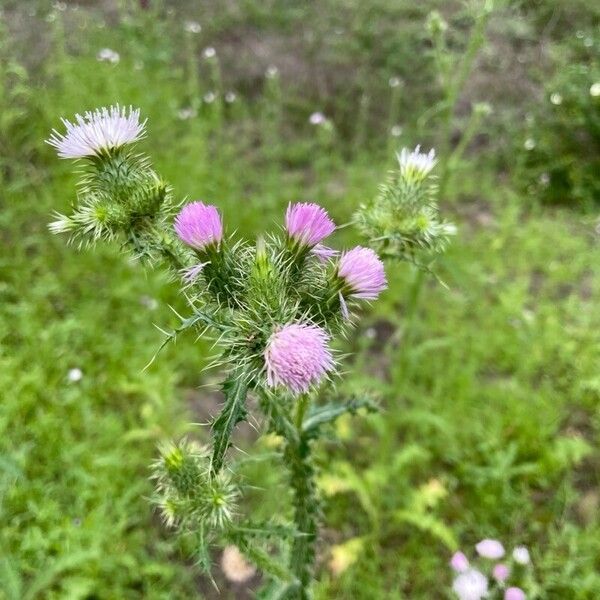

[505,587,526,600]
[285,203,335,247]
[265,323,334,394]
[450,551,470,572]
[452,569,489,600]
[475,539,505,559]
[493,563,510,582]
[174,202,223,250]
[338,246,387,300]
[47,105,145,158]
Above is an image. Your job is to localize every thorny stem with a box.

[285,395,320,599]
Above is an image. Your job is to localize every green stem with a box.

[285,397,319,599]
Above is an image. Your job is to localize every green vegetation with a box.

[1,1,599,598]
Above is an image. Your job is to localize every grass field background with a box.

[1,1,599,598]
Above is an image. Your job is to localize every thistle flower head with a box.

[452,569,489,600]
[174,202,223,250]
[47,105,145,159]
[505,588,526,600]
[397,145,436,182]
[475,539,505,560]
[338,246,387,300]
[285,202,335,247]
[265,323,334,394]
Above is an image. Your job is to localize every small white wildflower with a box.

[225,91,237,103]
[524,138,535,150]
[53,1,67,11]
[539,172,550,186]
[97,48,120,64]
[68,368,83,382]
[184,20,201,34]
[47,105,146,159]
[221,545,256,583]
[452,569,489,600]
[203,46,216,59]
[584,37,593,48]
[266,65,279,78]
[550,92,563,105]
[309,112,327,126]
[139,295,158,310]
[397,145,436,182]
[512,546,530,565]
[590,82,600,97]
[365,327,377,339]
[203,91,216,104]
[390,125,403,137]
[389,76,402,88]
[177,107,196,120]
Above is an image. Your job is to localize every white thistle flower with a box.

[397,145,437,182]
[452,569,489,600]
[47,105,146,159]
[203,46,216,59]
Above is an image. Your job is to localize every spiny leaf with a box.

[302,395,379,438]
[210,373,249,474]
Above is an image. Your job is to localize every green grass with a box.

[2,1,599,598]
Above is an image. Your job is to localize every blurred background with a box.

[1,0,599,598]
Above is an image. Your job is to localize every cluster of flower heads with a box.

[173,199,387,395]
[355,144,455,264]
[46,105,388,399]
[450,539,532,600]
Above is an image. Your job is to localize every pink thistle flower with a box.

[264,323,334,394]
[505,587,526,600]
[493,563,510,582]
[338,246,387,300]
[47,105,146,159]
[450,551,470,573]
[285,203,335,247]
[174,202,223,250]
[476,539,505,560]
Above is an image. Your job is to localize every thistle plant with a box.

[354,145,455,267]
[46,105,388,598]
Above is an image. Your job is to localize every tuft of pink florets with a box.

[285,203,335,247]
[338,246,387,300]
[450,551,470,573]
[475,539,505,560]
[174,202,223,250]
[46,105,146,159]
[493,563,510,582]
[265,323,334,394]
[505,588,526,600]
